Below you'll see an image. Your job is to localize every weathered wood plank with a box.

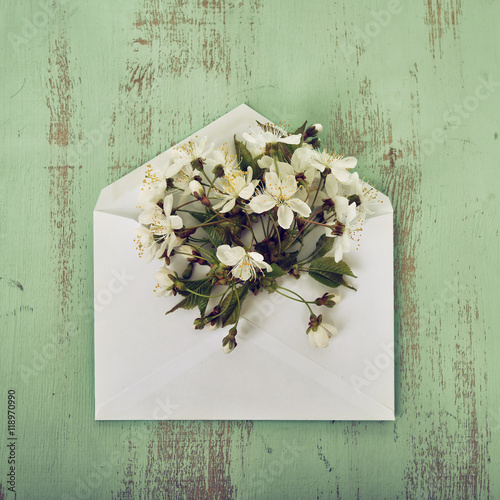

[0,0,499,498]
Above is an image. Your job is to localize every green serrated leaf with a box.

[234,135,255,171]
[186,210,212,223]
[308,270,343,288]
[309,257,357,278]
[305,235,334,263]
[185,210,229,248]
[173,278,214,316]
[234,136,265,179]
[219,285,249,327]
[277,250,299,271]
[165,295,198,316]
[293,121,307,137]
[209,225,233,248]
[265,263,285,278]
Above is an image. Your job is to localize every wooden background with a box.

[1,0,499,498]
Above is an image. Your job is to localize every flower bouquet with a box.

[134,120,379,354]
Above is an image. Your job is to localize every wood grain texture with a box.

[1,0,499,498]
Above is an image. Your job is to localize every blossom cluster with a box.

[134,121,378,353]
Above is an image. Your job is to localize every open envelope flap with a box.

[94,104,269,217]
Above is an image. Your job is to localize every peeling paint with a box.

[112,421,253,499]
[425,0,462,56]
[48,166,78,324]
[46,36,73,146]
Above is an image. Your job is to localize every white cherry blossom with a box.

[249,172,311,229]
[216,245,271,281]
[213,167,256,213]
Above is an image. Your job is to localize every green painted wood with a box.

[1,0,499,498]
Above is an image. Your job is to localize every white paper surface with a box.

[94,104,394,421]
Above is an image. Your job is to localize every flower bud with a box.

[193,317,206,330]
[191,158,205,171]
[177,244,197,257]
[222,327,238,354]
[189,180,211,207]
[315,292,341,308]
[212,164,225,178]
[309,137,321,149]
[182,261,194,279]
[189,180,205,198]
[304,123,323,140]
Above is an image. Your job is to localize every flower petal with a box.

[271,161,294,177]
[163,194,174,216]
[166,234,179,256]
[287,198,311,218]
[334,196,349,219]
[264,171,281,198]
[245,167,254,184]
[277,204,294,229]
[249,194,276,213]
[333,238,343,262]
[238,183,255,200]
[165,160,186,179]
[338,156,357,169]
[279,133,301,145]
[220,198,236,213]
[257,156,274,170]
[247,251,264,263]
[280,175,298,200]
[138,206,160,224]
[217,245,245,266]
[325,174,339,199]
[314,327,330,348]
[308,331,319,347]
[169,215,184,229]
[290,147,312,172]
[242,132,258,144]
[212,196,230,210]
[232,261,252,281]
[321,323,338,338]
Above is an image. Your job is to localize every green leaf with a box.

[165,295,198,316]
[234,135,264,179]
[185,210,229,248]
[277,250,299,271]
[304,235,334,263]
[167,278,214,316]
[219,285,249,327]
[307,257,357,290]
[186,210,212,223]
[234,135,255,171]
[293,121,307,137]
[309,257,357,278]
[308,270,343,289]
[265,263,285,278]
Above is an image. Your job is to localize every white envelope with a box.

[94,104,394,421]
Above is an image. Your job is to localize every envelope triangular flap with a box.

[94,104,269,217]
[94,104,395,421]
